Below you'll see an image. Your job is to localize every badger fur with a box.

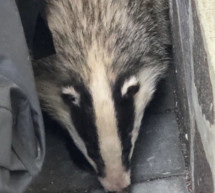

[33,0,170,192]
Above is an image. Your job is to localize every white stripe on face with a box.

[87,44,130,191]
[129,65,167,159]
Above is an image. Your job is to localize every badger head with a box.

[34,1,170,192]
[35,55,167,192]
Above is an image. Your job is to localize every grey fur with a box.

[34,0,170,83]
[33,0,170,114]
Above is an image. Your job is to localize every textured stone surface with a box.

[194,123,214,193]
[169,0,215,192]
[90,190,104,193]
[169,0,191,140]
[131,176,189,193]
[90,177,189,193]
[131,111,185,182]
[192,0,214,125]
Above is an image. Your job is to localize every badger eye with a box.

[61,86,80,106]
[62,94,76,103]
[125,84,140,98]
[121,76,140,98]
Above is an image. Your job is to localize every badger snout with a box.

[99,170,131,192]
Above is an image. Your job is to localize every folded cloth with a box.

[0,0,45,192]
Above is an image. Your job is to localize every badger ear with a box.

[121,76,140,98]
[61,86,80,106]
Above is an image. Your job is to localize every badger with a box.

[33,0,170,192]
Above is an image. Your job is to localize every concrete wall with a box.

[169,0,215,192]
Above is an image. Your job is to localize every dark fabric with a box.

[15,0,44,50]
[16,0,56,59]
[0,0,45,193]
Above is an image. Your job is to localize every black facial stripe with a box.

[113,77,135,170]
[63,84,105,177]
